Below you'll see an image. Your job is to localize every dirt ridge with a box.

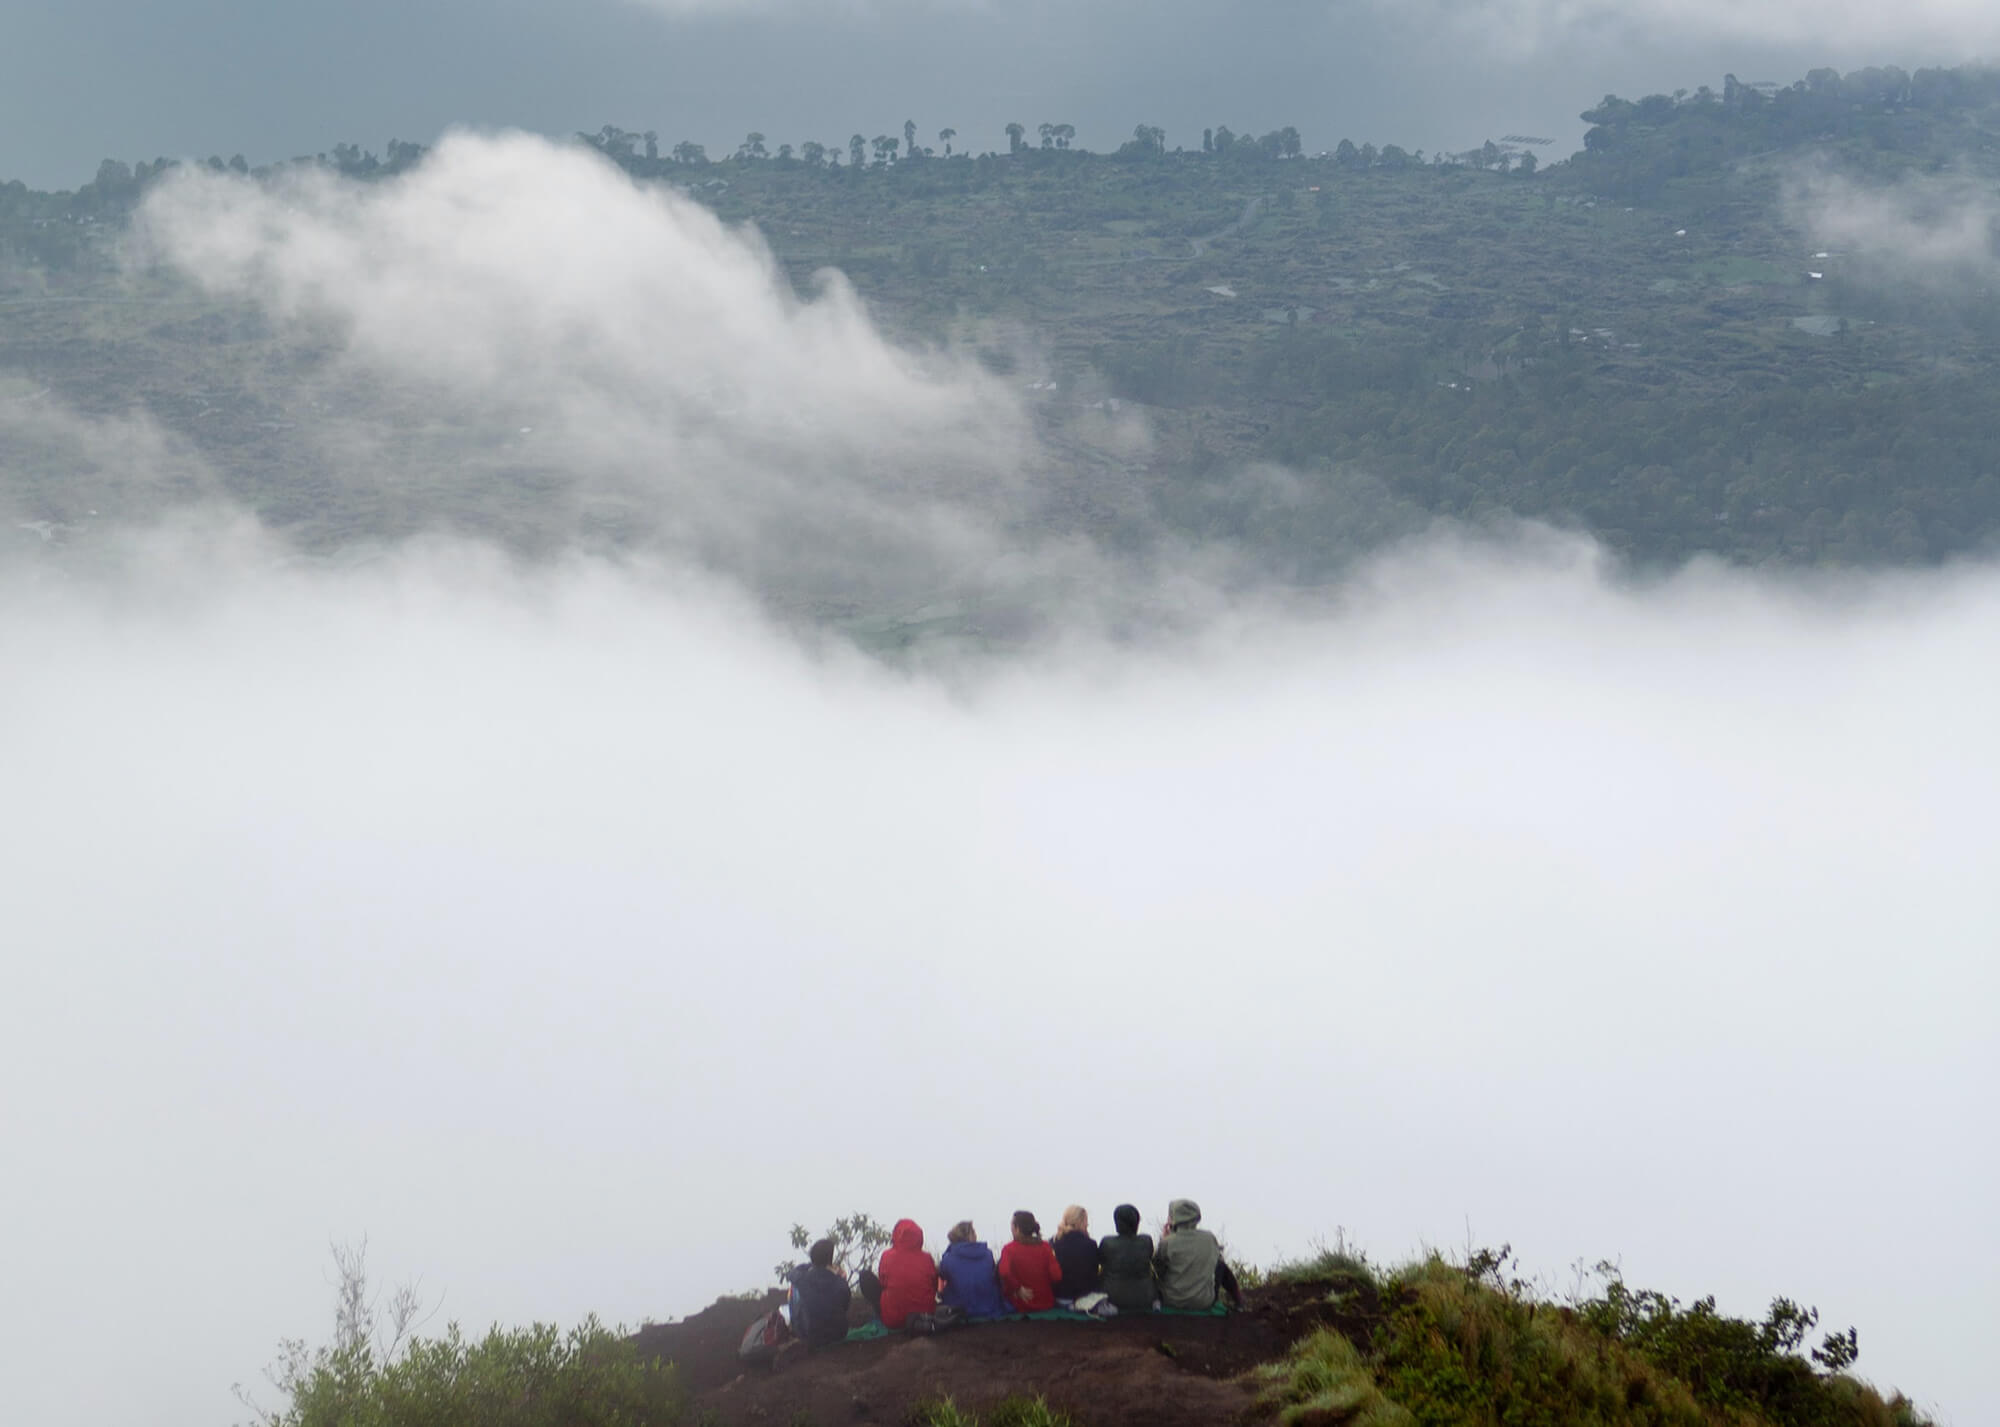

[631,1277,1376,1426]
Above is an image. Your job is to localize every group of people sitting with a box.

[785,1200,1245,1350]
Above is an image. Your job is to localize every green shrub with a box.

[1574,1272,1919,1427]
[264,1318,682,1427]
[1370,1254,1932,1427]
[1375,1258,1709,1427]
[1257,1328,1415,1426]
[1265,1233,1380,1290]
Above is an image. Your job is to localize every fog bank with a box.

[1,528,1993,1426]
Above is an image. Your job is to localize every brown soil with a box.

[632,1276,1383,1427]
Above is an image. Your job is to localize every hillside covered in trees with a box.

[6,63,2000,584]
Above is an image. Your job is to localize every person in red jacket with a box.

[997,1210,1062,1313]
[873,1219,937,1329]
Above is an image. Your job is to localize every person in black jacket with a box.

[1051,1205,1102,1305]
[787,1238,854,1350]
[1097,1203,1156,1313]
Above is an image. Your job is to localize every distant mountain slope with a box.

[5,64,1999,588]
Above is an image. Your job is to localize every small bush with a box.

[271,1318,682,1427]
[1256,1329,1415,1426]
[1370,1254,1932,1427]
[1376,1258,1709,1427]
[1262,1230,1378,1290]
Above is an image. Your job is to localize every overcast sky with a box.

[4,0,1997,188]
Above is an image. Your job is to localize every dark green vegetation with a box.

[248,1319,683,1427]
[6,64,2000,582]
[906,1396,1076,1427]
[234,1242,684,1427]
[1261,1250,1930,1427]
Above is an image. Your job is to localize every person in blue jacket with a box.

[936,1220,1011,1319]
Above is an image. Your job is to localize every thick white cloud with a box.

[2,529,1995,1427]
[135,132,1049,617]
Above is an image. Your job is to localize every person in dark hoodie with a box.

[936,1221,1010,1320]
[786,1238,853,1350]
[1050,1205,1101,1306]
[874,1218,938,1329]
[1098,1203,1157,1313]
[1153,1198,1244,1311]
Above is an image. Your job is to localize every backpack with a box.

[737,1308,792,1365]
[905,1305,966,1335]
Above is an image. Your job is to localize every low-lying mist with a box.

[3,526,1993,1427]
[1,134,1993,1427]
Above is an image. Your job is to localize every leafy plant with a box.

[778,1212,893,1284]
[236,1244,680,1427]
[1575,1266,1875,1426]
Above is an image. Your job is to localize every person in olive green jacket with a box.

[1152,1199,1244,1311]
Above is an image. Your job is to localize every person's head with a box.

[1113,1204,1140,1237]
[809,1239,836,1270]
[1059,1205,1089,1238]
[1011,1210,1041,1243]
[1167,1199,1202,1231]
[949,1220,977,1245]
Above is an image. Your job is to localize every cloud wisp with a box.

[131,131,1104,625]
[1787,162,2000,288]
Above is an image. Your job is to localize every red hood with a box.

[891,1218,924,1252]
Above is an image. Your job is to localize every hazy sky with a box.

[4,0,1996,188]
[2,127,1997,1427]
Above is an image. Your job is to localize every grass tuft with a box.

[1256,1329,1415,1427]
[907,1396,1072,1427]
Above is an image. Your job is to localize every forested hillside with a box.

[6,63,2000,577]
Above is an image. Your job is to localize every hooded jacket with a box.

[937,1238,1011,1320]
[1098,1210,1156,1313]
[1153,1199,1224,1311]
[997,1236,1063,1313]
[876,1219,938,1329]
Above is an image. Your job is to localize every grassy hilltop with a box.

[5,64,2000,589]
[252,1241,1933,1427]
